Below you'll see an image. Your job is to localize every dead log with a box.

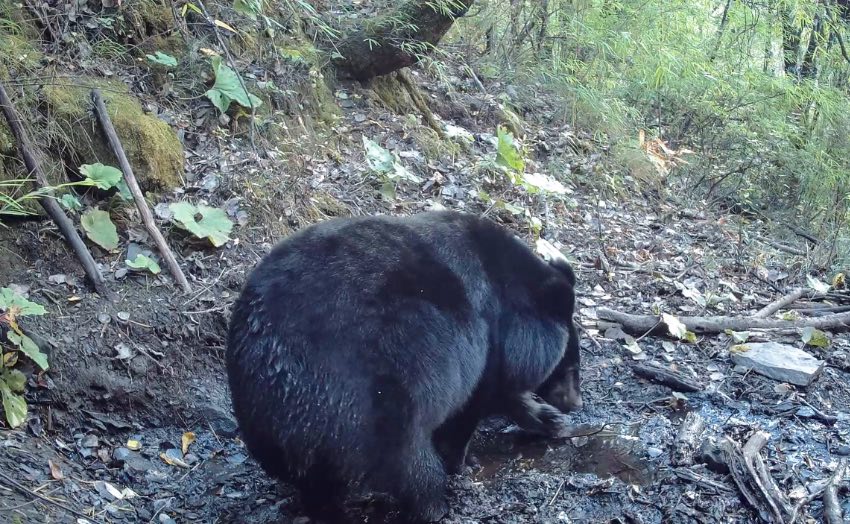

[0,80,113,300]
[597,307,850,336]
[631,362,704,393]
[91,90,192,294]
[754,288,807,318]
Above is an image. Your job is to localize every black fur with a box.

[226,211,581,522]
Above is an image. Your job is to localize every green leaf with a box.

[146,51,178,68]
[0,381,27,428]
[81,209,120,251]
[233,0,262,20]
[0,288,45,316]
[801,326,829,347]
[2,369,26,393]
[496,126,525,173]
[126,254,162,275]
[80,163,123,191]
[205,56,262,113]
[7,332,49,371]
[169,202,233,247]
[59,193,83,211]
[362,137,420,183]
[363,137,395,174]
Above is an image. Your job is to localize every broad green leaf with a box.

[81,209,120,251]
[205,56,262,113]
[80,163,123,191]
[806,275,830,294]
[363,137,395,174]
[0,288,45,316]
[0,381,27,428]
[126,254,162,275]
[662,313,688,339]
[59,193,83,211]
[170,202,233,247]
[146,52,178,67]
[801,326,829,347]
[363,137,420,184]
[496,126,525,173]
[2,369,26,393]
[7,332,49,370]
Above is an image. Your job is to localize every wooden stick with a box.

[631,362,704,393]
[90,89,192,294]
[0,81,113,300]
[754,288,807,318]
[598,307,850,336]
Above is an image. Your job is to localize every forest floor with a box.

[1,53,849,524]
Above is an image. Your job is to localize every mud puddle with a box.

[472,421,655,486]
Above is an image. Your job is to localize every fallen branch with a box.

[0,80,113,300]
[823,463,845,524]
[631,362,703,393]
[754,288,807,318]
[597,307,850,336]
[788,460,846,523]
[757,236,807,256]
[721,431,792,523]
[91,90,192,294]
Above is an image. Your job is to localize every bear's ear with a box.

[535,238,576,287]
[537,277,575,323]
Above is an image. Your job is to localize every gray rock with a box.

[730,342,824,386]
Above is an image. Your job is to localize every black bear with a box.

[226,210,581,522]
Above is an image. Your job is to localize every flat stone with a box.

[730,342,824,386]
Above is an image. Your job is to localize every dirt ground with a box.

[1,71,849,524]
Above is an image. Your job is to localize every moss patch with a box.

[43,78,184,191]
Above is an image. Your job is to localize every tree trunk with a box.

[332,0,476,80]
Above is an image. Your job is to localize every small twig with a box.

[0,80,113,299]
[546,479,565,506]
[91,89,192,294]
[754,288,807,318]
[194,0,257,152]
[0,470,104,524]
[674,468,734,493]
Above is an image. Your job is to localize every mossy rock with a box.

[43,78,184,191]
